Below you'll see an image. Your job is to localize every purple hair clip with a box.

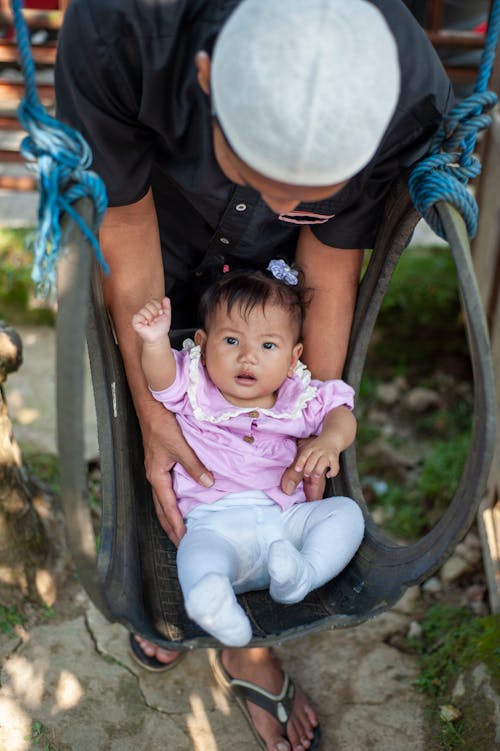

[266,259,298,286]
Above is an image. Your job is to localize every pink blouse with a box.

[151,345,354,517]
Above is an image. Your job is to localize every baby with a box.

[132,260,364,646]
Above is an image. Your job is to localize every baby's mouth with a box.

[236,372,256,384]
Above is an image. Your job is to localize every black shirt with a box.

[55,0,453,317]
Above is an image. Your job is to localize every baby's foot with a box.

[268,540,314,605]
[185,572,252,646]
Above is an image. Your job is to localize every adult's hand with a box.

[98,192,215,544]
[140,406,214,546]
[280,438,326,502]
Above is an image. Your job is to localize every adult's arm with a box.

[99,189,213,545]
[281,226,363,498]
[296,226,363,380]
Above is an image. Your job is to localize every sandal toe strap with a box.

[231,672,295,733]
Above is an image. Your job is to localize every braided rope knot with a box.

[16,98,109,295]
[432,91,497,153]
[409,90,498,240]
[10,0,108,296]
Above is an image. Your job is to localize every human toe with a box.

[134,636,155,656]
[134,636,180,664]
[273,740,291,751]
[286,698,318,750]
[155,647,181,663]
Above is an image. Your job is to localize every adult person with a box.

[55,1,453,750]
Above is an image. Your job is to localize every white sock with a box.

[268,539,314,605]
[184,572,252,647]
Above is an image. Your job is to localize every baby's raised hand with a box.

[294,435,341,480]
[132,297,172,343]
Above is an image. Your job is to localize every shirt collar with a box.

[185,344,317,423]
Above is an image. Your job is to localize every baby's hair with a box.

[199,266,309,342]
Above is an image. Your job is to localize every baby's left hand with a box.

[132,297,171,343]
[294,436,341,479]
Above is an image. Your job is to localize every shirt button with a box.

[219,237,230,245]
[243,435,255,444]
[248,410,259,418]
[235,203,247,212]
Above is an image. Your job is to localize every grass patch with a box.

[0,604,25,634]
[25,720,60,751]
[377,433,470,540]
[24,452,60,495]
[411,605,500,750]
[367,244,469,374]
[358,244,473,541]
[0,227,55,326]
[414,606,500,696]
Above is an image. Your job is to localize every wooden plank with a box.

[0,81,54,100]
[0,115,21,129]
[0,149,23,163]
[0,9,63,31]
[0,173,36,191]
[474,112,500,325]
[477,325,500,614]
[0,4,63,192]
[442,65,479,83]
[473,48,500,331]
[0,40,57,65]
[427,30,485,49]
[425,0,444,33]
[472,48,500,614]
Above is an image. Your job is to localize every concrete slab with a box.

[0,593,427,751]
[0,615,190,751]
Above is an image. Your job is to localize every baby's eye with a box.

[262,342,277,350]
[224,336,238,346]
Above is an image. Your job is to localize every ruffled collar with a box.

[185,343,317,424]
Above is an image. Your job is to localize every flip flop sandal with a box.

[128,633,186,673]
[209,649,321,751]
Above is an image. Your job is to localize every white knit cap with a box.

[211,0,401,186]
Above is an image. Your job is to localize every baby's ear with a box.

[194,329,207,349]
[288,342,303,375]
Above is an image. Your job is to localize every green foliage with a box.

[418,433,470,507]
[367,245,469,373]
[382,246,458,324]
[440,718,465,751]
[377,485,426,540]
[362,431,470,541]
[358,245,473,542]
[0,602,55,636]
[42,605,56,622]
[24,452,60,495]
[416,399,472,441]
[24,720,59,750]
[0,604,25,634]
[411,606,500,750]
[0,228,55,326]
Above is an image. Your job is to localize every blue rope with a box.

[10,0,108,296]
[409,0,500,239]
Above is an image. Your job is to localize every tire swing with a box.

[9,0,498,648]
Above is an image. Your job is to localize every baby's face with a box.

[195,302,303,408]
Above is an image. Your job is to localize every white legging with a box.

[176,491,364,646]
